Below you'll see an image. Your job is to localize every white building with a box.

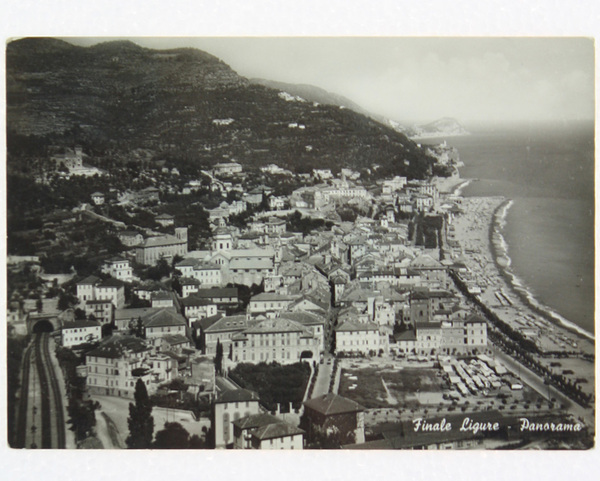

[118,231,144,247]
[91,192,105,205]
[85,336,176,399]
[135,228,188,266]
[382,176,407,194]
[101,257,133,282]
[181,296,218,321]
[269,196,286,211]
[335,321,387,356]
[176,259,222,288]
[155,213,175,227]
[76,276,125,309]
[231,317,320,364]
[143,309,187,339]
[180,277,201,298]
[94,279,126,309]
[415,194,435,212]
[62,319,101,347]
[84,300,114,325]
[214,389,261,448]
[213,161,243,177]
[247,292,295,317]
[210,248,276,287]
[233,413,304,450]
[395,314,488,355]
[312,169,333,180]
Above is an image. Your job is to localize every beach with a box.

[448,195,595,402]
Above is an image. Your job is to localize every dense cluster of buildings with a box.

[11,153,498,450]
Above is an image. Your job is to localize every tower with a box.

[212,228,232,252]
[74,145,83,168]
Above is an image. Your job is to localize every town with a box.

[7,144,594,450]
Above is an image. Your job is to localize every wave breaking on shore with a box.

[490,200,594,341]
[451,179,473,196]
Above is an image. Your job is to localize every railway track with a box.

[15,333,66,449]
[42,334,66,448]
[14,342,34,448]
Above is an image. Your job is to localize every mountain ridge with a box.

[7,38,435,180]
[250,77,468,139]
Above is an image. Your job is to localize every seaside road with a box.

[490,346,593,426]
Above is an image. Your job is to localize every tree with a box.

[153,422,190,449]
[101,323,114,338]
[36,296,43,312]
[126,379,154,449]
[189,433,208,449]
[68,399,98,442]
[58,291,76,311]
[215,339,223,375]
[171,255,184,268]
[171,276,183,297]
[146,258,171,281]
[129,317,145,338]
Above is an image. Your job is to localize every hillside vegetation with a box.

[7,38,435,179]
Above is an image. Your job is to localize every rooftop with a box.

[140,234,186,248]
[215,388,259,404]
[205,315,252,333]
[143,309,186,328]
[304,393,365,416]
[194,287,238,299]
[250,292,294,302]
[335,321,379,333]
[86,335,149,359]
[77,275,101,286]
[251,422,304,441]
[62,319,101,329]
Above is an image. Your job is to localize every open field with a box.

[339,358,553,414]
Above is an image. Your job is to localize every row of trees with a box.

[451,271,593,407]
[55,347,100,442]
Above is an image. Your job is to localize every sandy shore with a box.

[447,196,595,400]
[432,174,470,195]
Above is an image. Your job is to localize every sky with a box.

[66,37,594,126]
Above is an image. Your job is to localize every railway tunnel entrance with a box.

[27,314,59,334]
[32,319,54,333]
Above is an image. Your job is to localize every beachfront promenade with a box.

[449,196,595,409]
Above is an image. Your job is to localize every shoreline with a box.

[488,199,594,342]
[448,193,595,405]
[449,195,594,356]
[410,132,471,141]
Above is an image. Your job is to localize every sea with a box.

[421,121,595,338]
